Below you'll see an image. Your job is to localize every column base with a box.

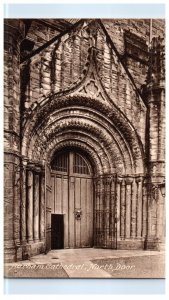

[117,238,144,250]
[34,238,40,243]
[4,244,22,263]
[22,241,46,260]
[94,238,145,250]
[27,239,34,244]
[144,237,164,251]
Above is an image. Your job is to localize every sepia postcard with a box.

[4,17,165,280]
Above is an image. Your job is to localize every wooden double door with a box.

[51,151,93,249]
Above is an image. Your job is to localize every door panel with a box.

[87,178,93,246]
[56,176,62,213]
[75,177,81,248]
[80,178,87,246]
[69,176,75,247]
[51,151,93,248]
[51,176,55,212]
[63,177,69,248]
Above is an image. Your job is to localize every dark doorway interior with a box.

[51,214,64,249]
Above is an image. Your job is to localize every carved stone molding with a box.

[21,36,145,172]
[44,138,108,175]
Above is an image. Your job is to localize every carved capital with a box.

[27,162,35,171]
[33,162,43,174]
[135,176,143,183]
[21,158,28,171]
[125,176,134,184]
[116,176,123,184]
[94,178,101,186]
[27,169,33,187]
[102,175,112,185]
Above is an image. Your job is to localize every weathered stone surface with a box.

[4,19,165,262]
[4,20,25,262]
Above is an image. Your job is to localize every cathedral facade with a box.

[4,19,165,262]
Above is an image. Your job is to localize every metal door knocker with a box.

[74,209,82,220]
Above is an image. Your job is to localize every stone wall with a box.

[104,19,165,89]
[21,19,165,104]
[21,19,153,147]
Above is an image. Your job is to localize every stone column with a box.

[4,163,14,259]
[136,177,143,238]
[156,185,165,249]
[99,177,104,246]
[102,175,112,247]
[33,167,41,242]
[94,176,104,247]
[45,164,52,252]
[145,180,158,249]
[27,165,34,243]
[40,168,45,242]
[125,177,133,238]
[145,179,165,250]
[143,37,165,250]
[116,177,122,240]
[13,164,21,248]
[131,178,137,238]
[142,179,148,238]
[4,20,25,262]
[110,175,116,247]
[20,159,28,244]
[120,180,126,238]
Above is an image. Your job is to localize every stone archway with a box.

[20,95,146,258]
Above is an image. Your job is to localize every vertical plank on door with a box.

[75,177,81,248]
[80,178,87,247]
[69,176,75,247]
[51,175,55,213]
[86,178,93,246]
[89,179,93,246]
[55,176,62,214]
[63,176,68,248]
